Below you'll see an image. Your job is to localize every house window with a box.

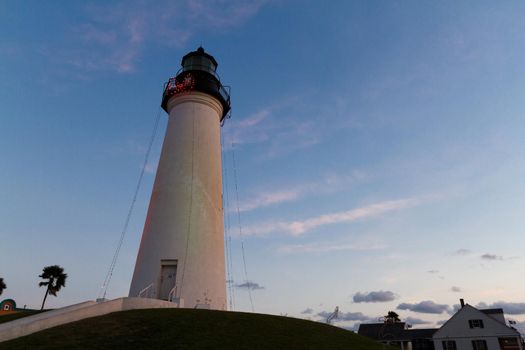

[442,340,457,350]
[468,319,484,328]
[472,340,488,350]
[499,337,518,346]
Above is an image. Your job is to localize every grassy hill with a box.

[0,308,390,350]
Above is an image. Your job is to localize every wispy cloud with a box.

[55,4,152,73]
[237,109,270,128]
[238,189,302,212]
[222,104,296,157]
[277,240,386,254]
[186,0,268,30]
[243,197,422,236]
[236,171,367,212]
[427,270,445,280]
[222,93,359,159]
[38,0,268,75]
[454,249,472,256]
[224,108,272,147]
[450,286,462,292]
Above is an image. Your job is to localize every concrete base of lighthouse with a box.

[129,92,227,310]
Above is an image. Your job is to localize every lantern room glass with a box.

[182,56,217,75]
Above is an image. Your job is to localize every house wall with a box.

[434,337,501,350]
[433,305,521,350]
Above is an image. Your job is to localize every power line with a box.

[98,106,162,300]
[221,131,234,310]
[221,128,235,310]
[231,141,254,312]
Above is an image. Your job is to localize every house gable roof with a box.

[482,308,504,315]
[433,304,519,339]
[481,308,506,323]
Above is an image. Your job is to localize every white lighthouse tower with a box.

[129,47,230,310]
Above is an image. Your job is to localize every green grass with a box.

[0,308,391,350]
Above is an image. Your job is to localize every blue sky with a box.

[2,0,525,330]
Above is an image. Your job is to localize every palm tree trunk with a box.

[41,287,50,311]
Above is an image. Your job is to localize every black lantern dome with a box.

[161,47,231,121]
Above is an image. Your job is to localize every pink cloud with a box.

[278,240,387,254]
[234,170,367,212]
[242,197,422,236]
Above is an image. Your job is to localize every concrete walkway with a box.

[0,297,178,343]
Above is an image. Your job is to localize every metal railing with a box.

[161,68,231,119]
[168,286,177,302]
[176,65,230,102]
[138,283,155,299]
[219,85,231,106]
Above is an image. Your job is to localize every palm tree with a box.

[39,265,67,310]
[0,278,6,296]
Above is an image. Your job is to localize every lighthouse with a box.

[129,47,230,310]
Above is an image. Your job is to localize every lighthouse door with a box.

[159,262,177,301]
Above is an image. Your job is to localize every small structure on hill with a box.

[0,299,18,315]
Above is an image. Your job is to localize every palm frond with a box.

[38,265,67,300]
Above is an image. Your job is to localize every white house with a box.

[433,303,522,350]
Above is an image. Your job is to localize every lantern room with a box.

[161,47,230,121]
